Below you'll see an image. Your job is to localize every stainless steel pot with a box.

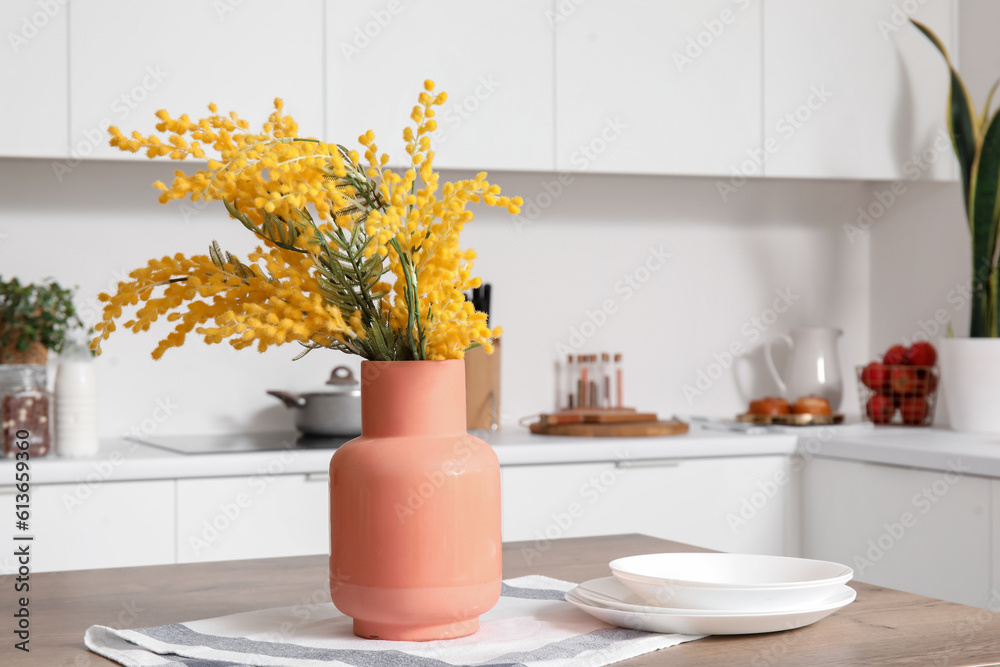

[267,366,362,436]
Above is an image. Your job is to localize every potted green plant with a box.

[913,20,1000,432]
[0,277,81,364]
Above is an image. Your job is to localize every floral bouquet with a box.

[91,81,520,361]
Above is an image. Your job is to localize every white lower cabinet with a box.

[0,480,174,573]
[803,457,991,608]
[176,474,330,563]
[25,450,999,591]
[502,456,792,556]
[993,480,1000,609]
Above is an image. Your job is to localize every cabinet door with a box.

[326,0,554,172]
[502,456,790,557]
[69,0,324,161]
[804,457,990,608]
[0,480,175,573]
[993,479,1000,604]
[763,0,955,180]
[176,474,329,563]
[0,1,68,157]
[555,0,761,176]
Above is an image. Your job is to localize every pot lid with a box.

[323,365,360,394]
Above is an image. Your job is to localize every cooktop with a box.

[129,431,352,455]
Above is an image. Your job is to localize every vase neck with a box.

[360,360,467,437]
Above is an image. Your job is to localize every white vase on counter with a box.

[55,342,99,457]
[938,337,1000,433]
[764,326,844,411]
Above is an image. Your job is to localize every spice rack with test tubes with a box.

[556,353,624,410]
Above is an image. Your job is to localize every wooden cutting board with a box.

[535,409,658,425]
[529,419,689,437]
[581,409,658,423]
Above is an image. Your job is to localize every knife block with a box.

[465,338,501,430]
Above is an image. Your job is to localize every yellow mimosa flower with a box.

[95,83,517,361]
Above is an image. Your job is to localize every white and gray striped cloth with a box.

[85,575,704,666]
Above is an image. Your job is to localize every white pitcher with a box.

[764,327,844,410]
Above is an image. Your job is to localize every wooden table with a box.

[4,534,999,666]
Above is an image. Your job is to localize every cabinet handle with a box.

[306,473,329,482]
[615,459,680,469]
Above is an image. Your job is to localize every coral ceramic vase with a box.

[329,359,502,640]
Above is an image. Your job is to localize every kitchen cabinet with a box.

[502,456,792,557]
[0,0,68,158]
[0,480,174,573]
[68,0,324,161]
[555,0,761,176]
[176,473,330,563]
[803,457,991,608]
[325,0,554,172]
[2,0,968,183]
[763,0,956,181]
[993,479,1000,604]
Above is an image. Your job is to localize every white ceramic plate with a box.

[610,552,853,588]
[572,577,842,616]
[564,585,857,635]
[610,553,853,611]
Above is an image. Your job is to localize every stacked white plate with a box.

[566,552,855,635]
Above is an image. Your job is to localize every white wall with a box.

[0,156,873,437]
[6,3,994,438]
[869,180,968,350]
[476,171,871,422]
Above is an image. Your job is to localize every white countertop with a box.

[809,427,1000,478]
[3,427,799,486]
[7,424,1000,486]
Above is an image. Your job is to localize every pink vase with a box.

[329,359,502,640]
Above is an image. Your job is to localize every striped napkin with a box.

[85,575,704,666]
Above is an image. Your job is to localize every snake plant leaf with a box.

[971,110,1000,336]
[982,77,1000,132]
[911,19,979,217]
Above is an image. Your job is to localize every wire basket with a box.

[856,365,938,426]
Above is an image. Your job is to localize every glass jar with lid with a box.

[0,364,52,457]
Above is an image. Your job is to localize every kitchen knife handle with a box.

[483,283,491,326]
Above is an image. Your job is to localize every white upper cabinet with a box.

[325,0,554,172]
[4,0,969,181]
[763,0,956,181]
[69,0,325,161]
[0,0,68,158]
[555,0,762,176]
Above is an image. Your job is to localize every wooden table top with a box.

[3,533,999,666]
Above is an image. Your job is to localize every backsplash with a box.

[0,156,952,436]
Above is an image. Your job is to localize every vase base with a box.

[353,617,480,641]
[331,577,501,641]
